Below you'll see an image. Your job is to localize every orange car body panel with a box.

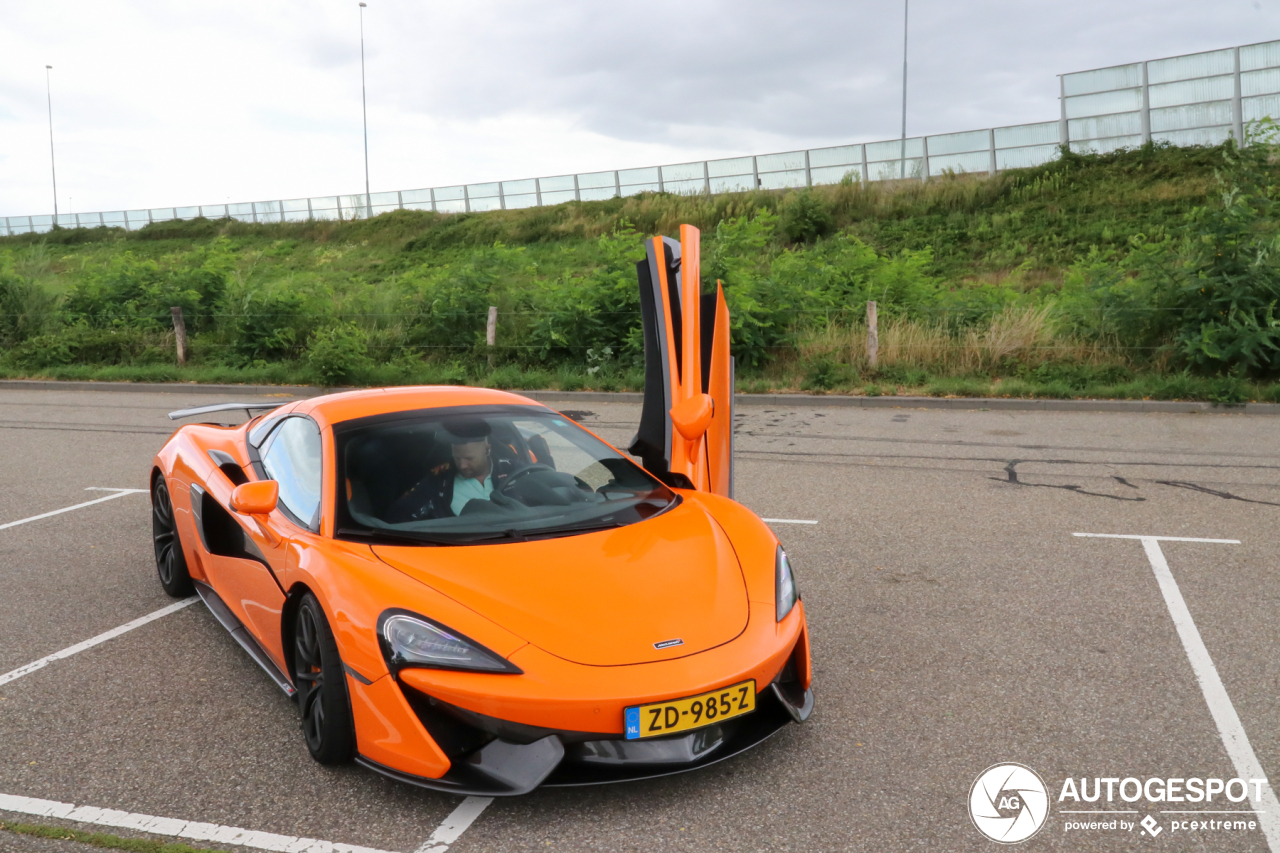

[152,384,810,785]
[373,498,749,667]
[400,600,806,735]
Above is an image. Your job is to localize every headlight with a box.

[776,545,798,621]
[377,610,522,674]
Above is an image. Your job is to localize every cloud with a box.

[1,0,1278,216]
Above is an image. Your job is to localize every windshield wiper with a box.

[337,527,462,547]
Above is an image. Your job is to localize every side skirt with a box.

[194,581,296,698]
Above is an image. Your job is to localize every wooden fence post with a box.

[171,306,188,367]
[486,306,498,367]
[866,301,878,369]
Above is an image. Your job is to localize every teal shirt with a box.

[451,474,493,515]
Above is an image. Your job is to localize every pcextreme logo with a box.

[969,763,1050,844]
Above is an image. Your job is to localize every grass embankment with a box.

[2,139,1278,402]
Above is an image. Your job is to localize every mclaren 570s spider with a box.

[149,225,813,794]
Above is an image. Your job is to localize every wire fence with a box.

[4,37,1280,237]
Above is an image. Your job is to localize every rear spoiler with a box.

[168,402,286,421]
[628,225,734,497]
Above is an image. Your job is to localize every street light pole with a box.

[45,65,59,220]
[359,2,371,218]
[899,0,908,180]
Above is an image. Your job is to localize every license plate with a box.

[624,680,755,740]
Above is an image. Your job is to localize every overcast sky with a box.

[2,0,1278,217]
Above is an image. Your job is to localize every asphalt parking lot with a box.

[2,386,1279,852]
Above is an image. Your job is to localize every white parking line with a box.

[0,792,395,853]
[414,797,494,853]
[0,487,147,532]
[762,518,818,525]
[0,598,197,688]
[1075,533,1280,852]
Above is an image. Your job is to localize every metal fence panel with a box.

[808,145,862,168]
[501,179,537,196]
[253,201,281,223]
[865,138,923,161]
[1241,39,1280,71]
[433,186,466,213]
[996,144,1060,170]
[576,171,615,191]
[929,151,991,174]
[1244,93,1280,121]
[617,167,658,187]
[809,165,860,185]
[758,169,807,189]
[1149,75,1235,108]
[661,162,704,183]
[1150,101,1234,133]
[1065,89,1142,119]
[710,173,757,192]
[927,129,990,156]
[538,176,574,193]
[1070,134,1144,154]
[994,121,1061,148]
[1242,67,1280,97]
[1148,48,1235,84]
[1152,126,1232,146]
[468,196,502,212]
[708,155,756,176]
[468,182,500,200]
[661,178,703,194]
[756,151,807,173]
[1063,63,1142,97]
[1068,112,1142,141]
[867,158,923,180]
[503,193,539,209]
[341,194,370,218]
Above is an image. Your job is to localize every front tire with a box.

[293,592,356,765]
[151,474,194,597]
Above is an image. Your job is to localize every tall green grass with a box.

[2,138,1279,401]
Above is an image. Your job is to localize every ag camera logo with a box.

[969,763,1050,844]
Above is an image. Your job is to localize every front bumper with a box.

[348,602,813,795]
[356,677,813,796]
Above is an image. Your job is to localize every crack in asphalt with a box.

[989,459,1146,502]
[1155,480,1280,507]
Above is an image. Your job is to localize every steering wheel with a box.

[496,463,555,495]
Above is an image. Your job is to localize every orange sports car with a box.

[149,226,812,794]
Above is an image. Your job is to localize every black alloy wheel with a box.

[151,475,194,597]
[293,592,356,765]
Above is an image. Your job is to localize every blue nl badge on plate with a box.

[624,707,640,740]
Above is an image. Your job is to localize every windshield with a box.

[333,406,677,545]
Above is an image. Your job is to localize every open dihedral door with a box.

[628,225,734,497]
